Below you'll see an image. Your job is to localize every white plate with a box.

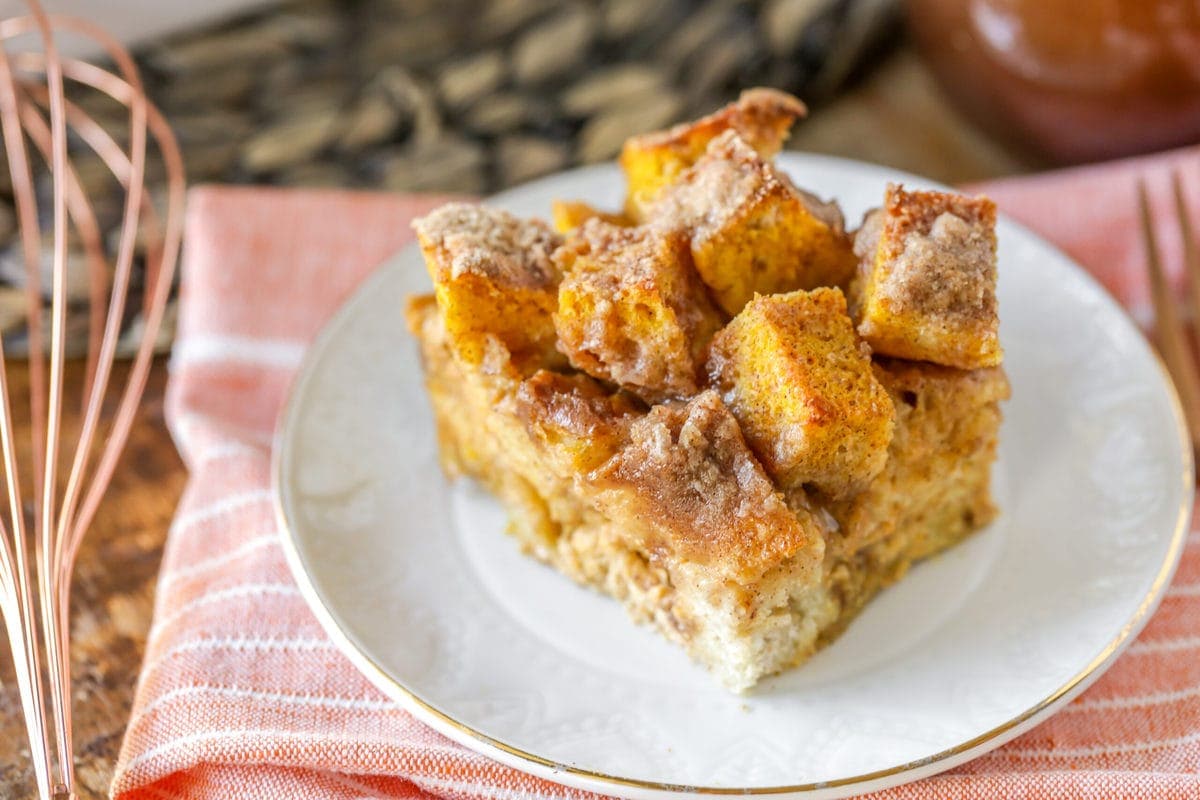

[273,154,1193,799]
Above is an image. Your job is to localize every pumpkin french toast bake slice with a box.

[405,90,1007,692]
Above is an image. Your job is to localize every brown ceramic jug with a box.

[907,0,1200,163]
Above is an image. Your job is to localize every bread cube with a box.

[620,88,806,220]
[553,219,723,400]
[550,200,632,233]
[516,370,642,475]
[586,390,823,583]
[655,132,856,316]
[851,184,1001,369]
[413,203,563,370]
[707,287,894,498]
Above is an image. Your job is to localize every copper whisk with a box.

[0,3,184,798]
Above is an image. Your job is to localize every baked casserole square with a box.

[406,91,1008,691]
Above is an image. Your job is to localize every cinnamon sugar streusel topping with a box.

[413,203,561,288]
[552,220,717,400]
[563,218,672,279]
[653,131,844,236]
[889,212,995,320]
[628,87,806,153]
[652,131,782,230]
[588,391,822,580]
[876,185,997,324]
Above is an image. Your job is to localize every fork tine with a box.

[1139,178,1200,450]
[1173,171,1200,330]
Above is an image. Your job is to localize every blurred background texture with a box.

[0,0,1197,354]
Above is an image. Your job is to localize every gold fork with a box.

[1140,172,1200,456]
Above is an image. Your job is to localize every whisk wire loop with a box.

[0,4,185,797]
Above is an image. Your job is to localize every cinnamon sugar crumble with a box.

[590,391,817,578]
[887,212,995,321]
[627,87,806,152]
[867,184,999,332]
[413,203,561,288]
[553,219,722,400]
[651,131,783,232]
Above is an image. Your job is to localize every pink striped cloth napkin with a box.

[113,148,1200,800]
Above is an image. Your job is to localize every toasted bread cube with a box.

[586,390,823,584]
[550,200,633,233]
[655,132,855,316]
[620,88,806,220]
[553,219,724,400]
[707,288,895,498]
[851,185,1001,369]
[516,370,642,475]
[413,203,563,370]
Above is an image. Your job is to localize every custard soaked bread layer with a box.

[407,90,1006,691]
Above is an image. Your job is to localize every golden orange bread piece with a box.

[827,358,1010,559]
[653,131,856,316]
[619,87,807,220]
[550,199,633,233]
[412,203,564,371]
[583,390,824,584]
[515,369,643,475]
[553,220,724,401]
[707,288,895,498]
[850,184,1002,369]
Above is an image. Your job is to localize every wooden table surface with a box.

[0,47,1031,800]
[0,358,184,799]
